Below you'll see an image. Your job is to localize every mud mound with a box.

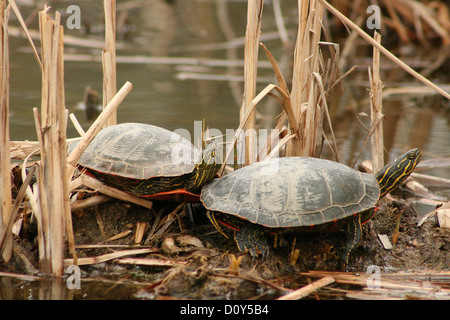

[7,198,449,299]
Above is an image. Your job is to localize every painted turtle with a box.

[200,148,421,269]
[76,123,221,201]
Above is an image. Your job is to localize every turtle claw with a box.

[234,224,270,260]
[340,215,363,271]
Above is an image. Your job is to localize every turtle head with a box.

[375,148,421,198]
[201,141,222,167]
[182,142,222,194]
[188,141,222,192]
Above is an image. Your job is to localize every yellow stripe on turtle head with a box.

[375,148,421,198]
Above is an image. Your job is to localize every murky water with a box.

[9,0,249,140]
[3,0,449,300]
[8,1,450,163]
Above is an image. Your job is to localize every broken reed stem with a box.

[370,32,384,174]
[55,11,76,267]
[70,194,112,212]
[0,2,12,263]
[36,9,68,276]
[78,175,153,209]
[102,0,117,127]
[242,0,263,165]
[63,248,155,267]
[277,276,335,300]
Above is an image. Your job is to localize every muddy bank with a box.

[6,194,449,300]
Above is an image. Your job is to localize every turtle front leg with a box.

[341,215,363,270]
[234,224,271,260]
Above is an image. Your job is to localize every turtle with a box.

[200,148,421,269]
[76,122,221,201]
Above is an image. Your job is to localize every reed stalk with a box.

[102,0,117,127]
[33,8,70,276]
[0,1,12,263]
[369,32,384,174]
[241,0,263,165]
[223,0,335,167]
[277,276,335,300]
[76,175,152,210]
[288,0,326,157]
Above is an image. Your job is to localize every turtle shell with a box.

[78,122,202,179]
[200,157,380,229]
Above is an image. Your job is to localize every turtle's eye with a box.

[211,149,215,158]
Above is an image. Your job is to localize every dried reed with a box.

[241,0,263,165]
[222,0,341,169]
[302,270,450,299]
[64,248,156,267]
[0,1,12,263]
[369,32,384,174]
[102,0,117,127]
[277,276,335,300]
[75,175,152,210]
[34,8,68,276]
[31,2,130,275]
[289,0,326,157]
[3,2,129,275]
